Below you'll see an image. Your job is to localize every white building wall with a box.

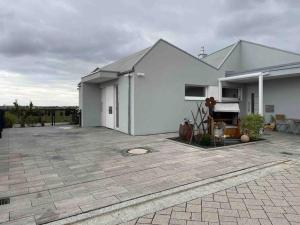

[81,82,101,127]
[133,41,222,135]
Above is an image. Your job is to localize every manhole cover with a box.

[0,198,10,205]
[127,148,149,155]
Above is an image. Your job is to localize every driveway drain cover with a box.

[127,148,149,155]
[0,198,10,205]
[280,151,293,155]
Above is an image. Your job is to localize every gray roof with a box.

[84,38,220,78]
[202,40,300,70]
[201,43,235,68]
[94,46,151,74]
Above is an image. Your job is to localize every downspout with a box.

[128,73,132,135]
[126,67,135,135]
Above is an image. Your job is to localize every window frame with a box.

[222,87,242,101]
[184,84,207,101]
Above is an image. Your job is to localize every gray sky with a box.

[0,0,299,106]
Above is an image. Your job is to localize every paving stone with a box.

[187,198,201,205]
[152,214,170,224]
[3,216,36,225]
[186,221,208,225]
[269,217,290,225]
[221,202,231,209]
[171,212,191,220]
[186,204,201,213]
[202,211,218,222]
[0,212,9,223]
[202,201,220,209]
[230,201,247,210]
[214,194,228,203]
[258,219,272,225]
[137,217,152,223]
[169,218,187,225]
[285,214,300,223]
[142,213,155,219]
[238,210,250,218]
[218,209,239,217]
[236,218,260,225]
[248,209,268,219]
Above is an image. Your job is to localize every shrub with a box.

[240,114,264,140]
[25,115,39,127]
[200,133,211,146]
[4,112,17,128]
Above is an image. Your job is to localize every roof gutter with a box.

[219,72,268,82]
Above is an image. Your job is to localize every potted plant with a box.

[240,114,264,141]
[240,129,250,143]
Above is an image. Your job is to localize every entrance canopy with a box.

[218,62,300,115]
[81,70,118,84]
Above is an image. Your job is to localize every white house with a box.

[79,39,300,135]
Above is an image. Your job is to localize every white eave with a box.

[81,70,118,83]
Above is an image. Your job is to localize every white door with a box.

[105,86,115,129]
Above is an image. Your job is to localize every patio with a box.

[0,127,299,224]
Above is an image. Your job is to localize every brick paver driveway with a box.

[0,127,299,224]
[124,162,300,225]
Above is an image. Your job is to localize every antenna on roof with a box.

[198,46,207,59]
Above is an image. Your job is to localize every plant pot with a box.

[241,134,250,143]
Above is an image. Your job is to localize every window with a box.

[222,87,241,99]
[185,85,206,100]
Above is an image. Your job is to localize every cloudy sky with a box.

[0,0,299,106]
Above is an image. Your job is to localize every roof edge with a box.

[134,39,219,70]
[240,40,300,57]
[217,40,241,69]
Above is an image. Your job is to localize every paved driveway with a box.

[0,127,299,224]
[124,161,300,225]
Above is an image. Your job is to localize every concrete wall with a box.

[81,82,101,127]
[133,40,222,135]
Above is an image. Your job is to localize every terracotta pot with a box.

[241,134,250,143]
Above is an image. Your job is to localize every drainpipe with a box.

[128,73,132,135]
[258,74,264,116]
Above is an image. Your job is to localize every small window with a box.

[222,87,240,99]
[185,85,206,100]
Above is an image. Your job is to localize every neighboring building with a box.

[79,39,300,135]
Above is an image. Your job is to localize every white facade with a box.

[79,39,300,135]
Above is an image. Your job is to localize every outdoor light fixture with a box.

[136,72,145,77]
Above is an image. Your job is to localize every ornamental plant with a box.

[240,114,264,140]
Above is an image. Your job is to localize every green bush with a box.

[200,134,211,146]
[4,112,17,128]
[240,114,264,140]
[25,115,39,127]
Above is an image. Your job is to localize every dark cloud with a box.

[0,0,299,105]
